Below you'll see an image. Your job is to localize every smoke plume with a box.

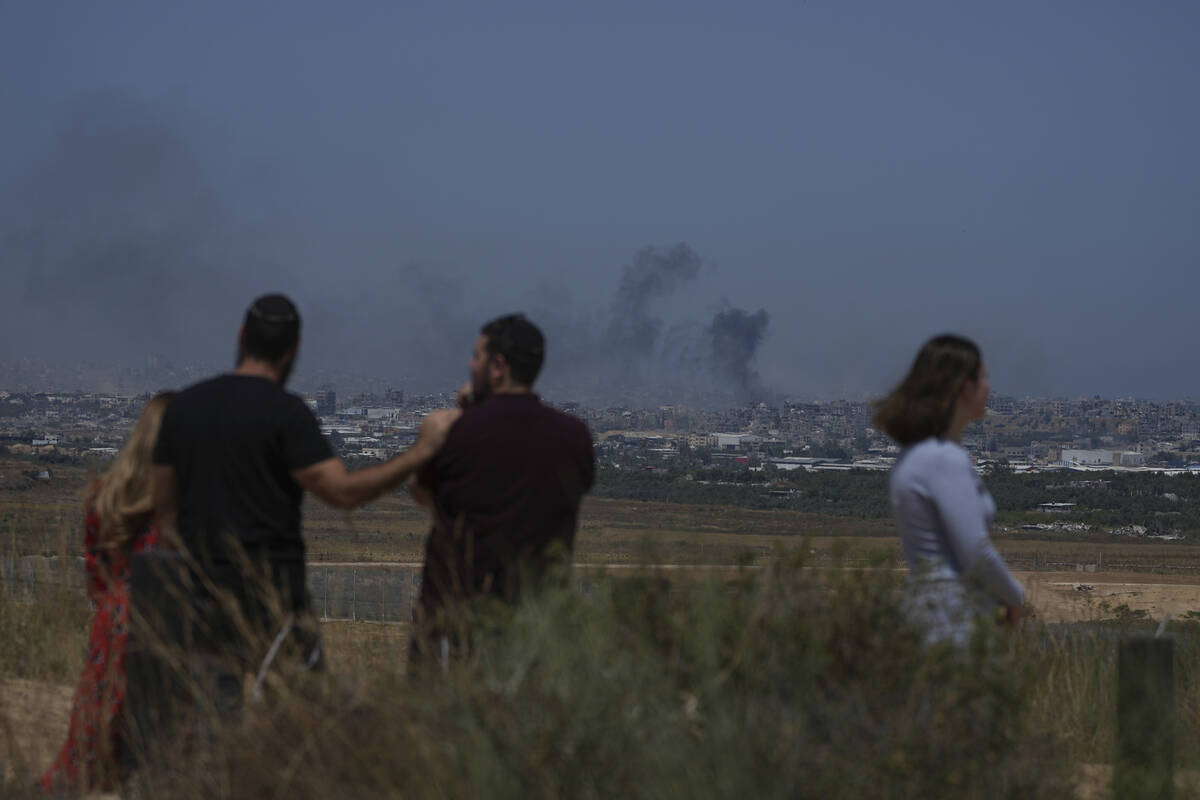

[607,243,702,358]
[0,94,777,405]
[708,306,770,401]
[532,242,773,406]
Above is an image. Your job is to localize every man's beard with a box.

[470,377,491,405]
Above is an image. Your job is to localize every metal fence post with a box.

[352,569,357,622]
[323,567,329,621]
[410,571,418,621]
[382,571,387,623]
[1115,632,1174,799]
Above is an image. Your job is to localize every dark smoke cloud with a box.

[607,243,702,358]
[0,94,776,405]
[0,92,249,379]
[301,263,481,395]
[708,306,770,401]
[0,92,454,396]
[527,242,772,407]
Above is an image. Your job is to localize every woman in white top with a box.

[874,334,1024,646]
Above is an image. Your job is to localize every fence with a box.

[309,565,423,623]
[6,552,1199,625]
[0,555,425,625]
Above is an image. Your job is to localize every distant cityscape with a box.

[6,379,1200,476]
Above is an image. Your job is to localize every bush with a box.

[120,556,1070,799]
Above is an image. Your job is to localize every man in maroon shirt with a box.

[411,313,595,662]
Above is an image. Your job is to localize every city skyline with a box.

[11,352,1200,408]
[10,384,1200,479]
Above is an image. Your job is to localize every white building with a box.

[1061,449,1145,467]
[709,433,762,451]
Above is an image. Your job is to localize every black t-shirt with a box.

[416,393,595,618]
[153,374,333,565]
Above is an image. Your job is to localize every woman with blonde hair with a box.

[875,335,1023,647]
[42,392,172,794]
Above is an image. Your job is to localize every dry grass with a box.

[0,557,1083,798]
[5,459,1200,796]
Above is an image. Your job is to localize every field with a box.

[3,455,1200,797]
[12,459,1200,626]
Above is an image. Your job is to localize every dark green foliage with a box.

[593,465,892,517]
[595,464,1200,536]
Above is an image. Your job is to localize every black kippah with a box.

[248,294,299,324]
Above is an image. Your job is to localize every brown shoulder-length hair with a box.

[873,335,981,446]
[91,392,173,549]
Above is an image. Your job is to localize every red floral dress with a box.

[41,501,157,794]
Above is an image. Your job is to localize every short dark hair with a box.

[241,294,301,363]
[873,334,982,445]
[481,313,545,387]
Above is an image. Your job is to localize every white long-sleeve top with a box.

[888,438,1024,609]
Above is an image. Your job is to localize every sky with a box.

[1,1,1198,403]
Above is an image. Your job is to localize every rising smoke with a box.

[708,306,770,399]
[0,93,243,390]
[535,242,772,406]
[0,94,774,405]
[0,92,468,395]
[607,243,702,358]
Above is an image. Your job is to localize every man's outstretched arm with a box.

[293,408,460,510]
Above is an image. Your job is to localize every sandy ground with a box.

[0,677,73,789]
[1073,763,1200,799]
[1020,570,1200,624]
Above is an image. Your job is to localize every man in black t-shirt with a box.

[143,294,458,713]
[152,373,334,573]
[410,314,595,662]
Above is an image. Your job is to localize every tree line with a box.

[593,463,1200,536]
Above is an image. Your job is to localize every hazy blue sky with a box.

[2,2,1198,401]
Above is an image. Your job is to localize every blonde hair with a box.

[92,392,173,549]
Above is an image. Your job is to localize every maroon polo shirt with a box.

[415,393,595,619]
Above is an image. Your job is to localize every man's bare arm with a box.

[293,408,460,510]
[294,450,427,510]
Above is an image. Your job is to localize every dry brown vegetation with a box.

[4,455,1200,796]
